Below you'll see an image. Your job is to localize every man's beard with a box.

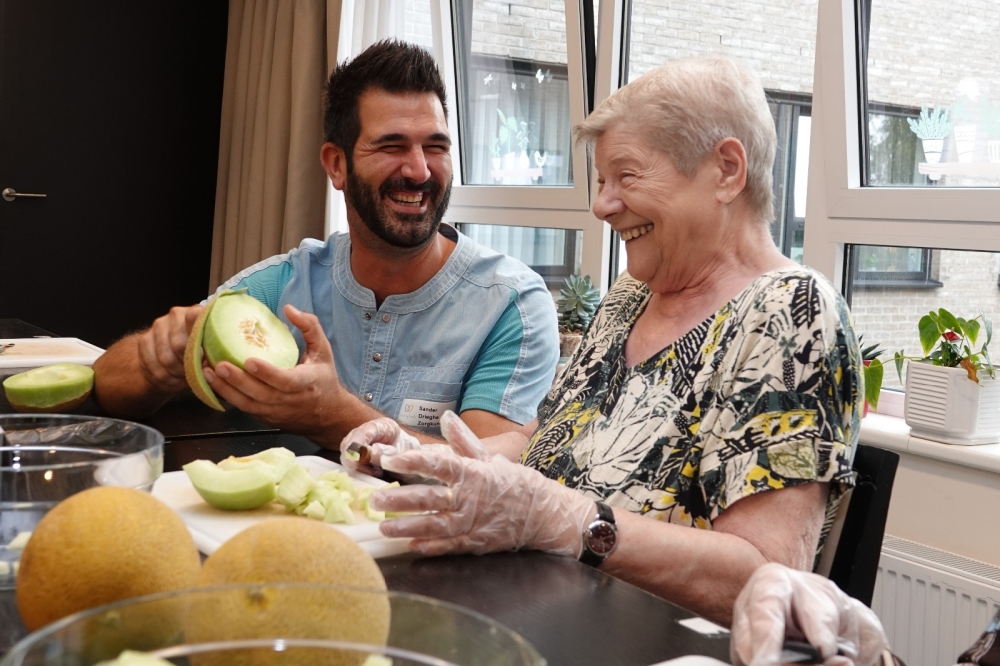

[346,169,452,250]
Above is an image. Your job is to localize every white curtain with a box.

[210,0,343,291]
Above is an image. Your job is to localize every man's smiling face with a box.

[345,89,453,250]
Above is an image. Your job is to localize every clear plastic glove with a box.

[338,411,490,478]
[730,563,890,666]
[339,417,423,475]
[371,446,596,557]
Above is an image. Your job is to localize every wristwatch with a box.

[580,501,618,567]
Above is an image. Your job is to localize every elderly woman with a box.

[343,54,862,625]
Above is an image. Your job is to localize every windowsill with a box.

[852,279,943,290]
[860,412,1000,475]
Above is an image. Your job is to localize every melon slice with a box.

[217,446,296,483]
[183,290,298,411]
[202,293,298,371]
[3,363,94,412]
[182,459,276,511]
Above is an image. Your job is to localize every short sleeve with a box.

[204,256,295,314]
[698,273,862,518]
[459,281,559,425]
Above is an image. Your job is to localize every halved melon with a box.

[183,290,299,411]
[3,363,94,412]
[182,459,276,511]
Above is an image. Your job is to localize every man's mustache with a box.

[379,178,439,197]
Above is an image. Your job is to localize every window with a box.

[848,246,942,289]
[612,0,822,277]
[445,0,591,210]
[803,0,1000,286]
[847,245,1000,391]
[459,224,582,296]
[440,0,601,289]
[863,1,1000,188]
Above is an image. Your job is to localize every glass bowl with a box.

[0,415,165,590]
[0,583,546,666]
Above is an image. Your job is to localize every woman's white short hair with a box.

[576,55,777,223]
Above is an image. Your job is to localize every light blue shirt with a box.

[212,225,559,434]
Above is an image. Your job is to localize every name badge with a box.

[398,398,456,430]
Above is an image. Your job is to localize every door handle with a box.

[2,188,47,202]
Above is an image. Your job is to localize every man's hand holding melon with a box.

[94,294,353,448]
[200,303,351,445]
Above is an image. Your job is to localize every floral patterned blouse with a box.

[522,267,861,539]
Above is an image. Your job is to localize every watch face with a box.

[586,521,617,556]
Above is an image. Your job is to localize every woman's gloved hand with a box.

[730,563,890,666]
[339,417,423,475]
[338,412,490,477]
[370,419,596,557]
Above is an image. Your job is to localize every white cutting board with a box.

[0,338,104,368]
[152,456,411,559]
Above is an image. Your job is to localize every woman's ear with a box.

[713,137,748,205]
[320,142,349,191]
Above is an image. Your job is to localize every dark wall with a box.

[0,2,230,347]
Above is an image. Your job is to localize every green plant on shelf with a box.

[906,106,953,140]
[893,308,995,385]
[858,335,884,411]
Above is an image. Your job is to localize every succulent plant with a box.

[858,335,884,362]
[557,274,600,333]
[907,106,953,140]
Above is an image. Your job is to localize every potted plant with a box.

[556,274,600,358]
[980,98,1000,163]
[952,101,977,164]
[490,135,502,172]
[893,308,1000,445]
[907,106,952,165]
[859,335,884,417]
[497,110,519,170]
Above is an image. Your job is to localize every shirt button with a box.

[373,353,382,362]
[364,392,374,402]
[364,312,372,320]
[382,314,390,323]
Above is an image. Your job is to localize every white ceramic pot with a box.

[955,124,978,163]
[922,138,945,164]
[492,157,502,171]
[988,140,1000,163]
[904,361,1000,445]
[518,150,530,169]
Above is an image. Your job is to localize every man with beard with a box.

[92,40,559,446]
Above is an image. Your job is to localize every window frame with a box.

[436,0,592,212]
[803,0,1000,291]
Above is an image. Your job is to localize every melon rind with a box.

[3,363,94,413]
[183,459,277,511]
[202,293,298,371]
[183,291,239,411]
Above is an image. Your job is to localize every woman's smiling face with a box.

[592,124,725,291]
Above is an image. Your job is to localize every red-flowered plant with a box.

[894,308,995,384]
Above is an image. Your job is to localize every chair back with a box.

[815,443,899,607]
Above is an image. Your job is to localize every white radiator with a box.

[873,536,1000,666]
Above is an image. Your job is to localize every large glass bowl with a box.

[0,415,165,590]
[0,584,546,666]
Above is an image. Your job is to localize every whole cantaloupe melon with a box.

[190,519,390,666]
[16,486,202,632]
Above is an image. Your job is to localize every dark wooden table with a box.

[0,319,733,665]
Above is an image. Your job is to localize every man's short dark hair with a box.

[323,40,448,160]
